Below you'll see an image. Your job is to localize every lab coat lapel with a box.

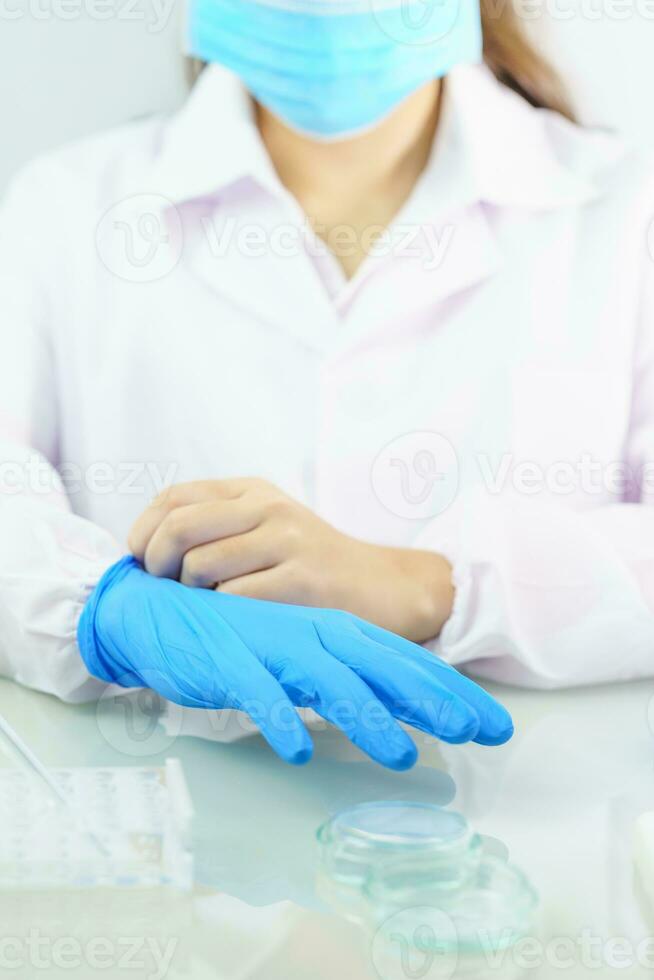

[336,201,503,352]
[148,62,597,356]
[180,192,339,355]
[148,65,339,353]
[331,59,601,350]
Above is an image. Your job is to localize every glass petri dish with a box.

[364,854,539,957]
[316,802,482,920]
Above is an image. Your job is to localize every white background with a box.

[1,0,654,193]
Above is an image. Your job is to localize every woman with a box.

[1,0,652,768]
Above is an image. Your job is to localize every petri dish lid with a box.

[319,802,471,853]
[316,803,482,922]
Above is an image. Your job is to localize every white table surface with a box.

[0,675,652,980]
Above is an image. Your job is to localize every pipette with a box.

[0,712,109,857]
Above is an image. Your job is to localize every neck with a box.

[255,80,443,278]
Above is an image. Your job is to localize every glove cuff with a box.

[77,555,141,684]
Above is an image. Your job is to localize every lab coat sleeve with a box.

[420,251,654,689]
[0,165,123,701]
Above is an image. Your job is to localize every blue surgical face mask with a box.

[186,0,482,141]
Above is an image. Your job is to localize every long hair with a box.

[481,0,575,120]
[188,2,575,122]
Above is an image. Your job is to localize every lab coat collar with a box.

[149,65,342,353]
[145,60,621,354]
[428,64,604,213]
[149,65,283,203]
[150,61,613,215]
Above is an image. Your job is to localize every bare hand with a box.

[128,479,454,643]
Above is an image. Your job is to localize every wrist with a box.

[338,540,454,644]
[389,548,455,644]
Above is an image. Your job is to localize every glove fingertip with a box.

[366,723,418,771]
[474,720,514,747]
[286,742,314,766]
[259,712,314,766]
[390,741,419,772]
[439,701,481,744]
[476,702,514,746]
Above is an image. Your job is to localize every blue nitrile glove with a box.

[78,557,513,770]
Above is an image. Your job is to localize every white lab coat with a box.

[1,62,654,703]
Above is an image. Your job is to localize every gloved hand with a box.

[78,557,513,770]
